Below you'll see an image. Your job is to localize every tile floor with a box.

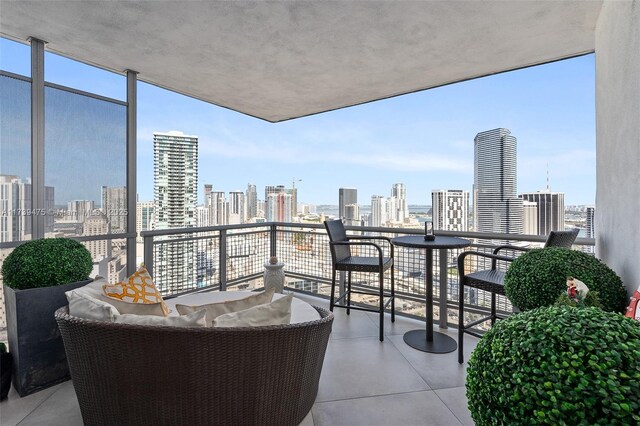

[0,293,478,426]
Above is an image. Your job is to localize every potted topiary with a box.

[466,305,640,425]
[0,342,12,400]
[2,238,93,396]
[504,247,627,312]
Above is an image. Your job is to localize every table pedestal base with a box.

[403,329,457,354]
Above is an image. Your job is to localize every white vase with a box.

[264,262,285,293]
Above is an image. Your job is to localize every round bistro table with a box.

[391,235,471,353]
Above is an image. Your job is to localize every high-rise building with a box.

[370,195,387,227]
[83,212,110,260]
[136,201,154,242]
[101,186,127,233]
[431,189,469,232]
[473,128,523,237]
[228,190,245,224]
[153,131,198,293]
[196,205,210,227]
[210,191,227,225]
[203,184,212,206]
[0,175,32,242]
[265,185,286,201]
[519,190,565,236]
[391,183,408,222]
[344,204,360,227]
[585,206,595,254]
[246,183,257,219]
[339,188,357,222]
[522,200,538,235]
[586,206,595,238]
[68,200,95,224]
[266,193,292,222]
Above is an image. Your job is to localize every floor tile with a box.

[298,409,314,426]
[313,390,462,426]
[17,381,82,426]
[387,330,478,390]
[317,337,429,402]
[0,383,61,426]
[435,387,474,426]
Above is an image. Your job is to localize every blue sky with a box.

[1,37,595,206]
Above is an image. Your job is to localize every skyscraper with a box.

[0,175,32,242]
[522,200,538,235]
[391,183,408,222]
[68,200,95,225]
[473,128,523,237]
[153,131,198,293]
[370,195,387,227]
[339,188,357,222]
[585,206,595,254]
[153,131,198,229]
[246,183,257,219]
[136,201,154,242]
[519,190,565,236]
[203,184,212,205]
[431,189,469,232]
[210,191,227,225]
[266,193,292,222]
[101,186,127,233]
[228,190,245,224]
[344,204,360,227]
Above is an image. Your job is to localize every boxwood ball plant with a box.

[1,238,92,290]
[504,247,627,312]
[466,306,640,426]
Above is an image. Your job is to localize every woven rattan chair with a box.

[55,305,333,426]
[456,228,579,363]
[324,219,394,342]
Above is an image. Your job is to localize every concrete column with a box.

[595,0,640,297]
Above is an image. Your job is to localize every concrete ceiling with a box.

[0,1,603,122]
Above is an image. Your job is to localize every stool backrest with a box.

[544,228,580,248]
[324,219,351,262]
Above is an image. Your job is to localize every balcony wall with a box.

[595,0,640,297]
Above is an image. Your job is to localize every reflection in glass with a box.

[44,86,126,239]
[0,74,32,243]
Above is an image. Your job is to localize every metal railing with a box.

[141,223,594,330]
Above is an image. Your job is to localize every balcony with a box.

[1,223,594,425]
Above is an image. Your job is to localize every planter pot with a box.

[1,351,12,400]
[4,279,92,397]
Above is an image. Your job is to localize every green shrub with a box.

[555,291,602,309]
[466,306,640,425]
[1,238,92,290]
[504,247,627,312]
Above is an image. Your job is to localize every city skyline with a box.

[0,38,596,207]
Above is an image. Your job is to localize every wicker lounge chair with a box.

[55,305,333,426]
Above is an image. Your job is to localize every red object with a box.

[568,286,578,299]
[625,288,640,321]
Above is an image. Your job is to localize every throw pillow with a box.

[74,277,167,316]
[213,294,293,327]
[176,288,275,326]
[103,264,170,316]
[114,309,207,327]
[66,290,119,322]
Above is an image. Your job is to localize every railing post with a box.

[143,234,154,278]
[270,223,277,258]
[438,248,448,329]
[219,230,227,291]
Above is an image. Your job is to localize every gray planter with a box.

[4,279,91,397]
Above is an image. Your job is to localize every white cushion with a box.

[175,288,275,326]
[213,294,293,327]
[74,277,167,316]
[66,290,119,322]
[166,291,320,324]
[114,310,207,327]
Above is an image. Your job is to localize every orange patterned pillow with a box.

[103,265,170,316]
